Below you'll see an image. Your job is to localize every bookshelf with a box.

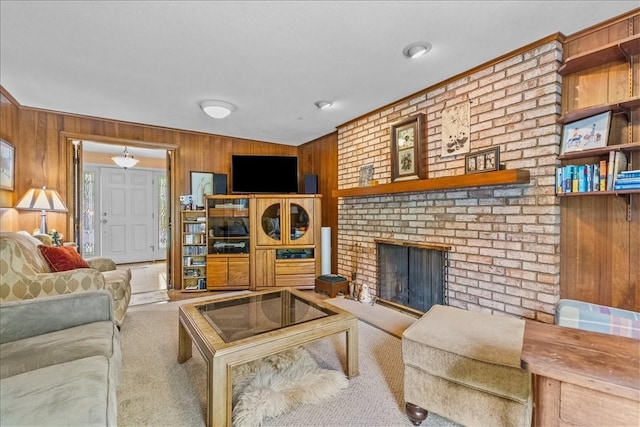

[181,209,208,291]
[558,10,640,312]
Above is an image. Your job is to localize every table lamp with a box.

[15,186,68,234]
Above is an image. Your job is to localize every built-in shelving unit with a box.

[332,169,530,198]
[557,142,640,160]
[558,34,640,75]
[557,10,640,311]
[558,97,640,124]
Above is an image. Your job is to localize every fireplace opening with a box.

[377,241,449,317]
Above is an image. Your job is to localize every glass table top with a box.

[197,289,338,343]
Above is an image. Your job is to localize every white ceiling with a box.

[1,1,637,146]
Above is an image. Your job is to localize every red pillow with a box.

[38,245,90,272]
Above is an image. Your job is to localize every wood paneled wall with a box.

[298,131,339,273]
[0,86,338,288]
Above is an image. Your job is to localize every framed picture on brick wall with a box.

[391,114,425,182]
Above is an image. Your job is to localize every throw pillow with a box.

[39,245,90,272]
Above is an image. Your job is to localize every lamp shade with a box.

[15,187,68,212]
[15,187,68,234]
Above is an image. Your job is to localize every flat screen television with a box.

[231,155,299,194]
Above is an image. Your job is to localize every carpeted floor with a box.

[117,294,458,427]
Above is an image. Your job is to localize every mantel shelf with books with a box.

[332,169,530,198]
[558,34,640,76]
[557,97,640,124]
[558,142,640,160]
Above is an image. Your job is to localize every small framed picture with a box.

[0,139,15,191]
[391,114,425,182]
[465,147,500,174]
[560,111,610,154]
[190,171,214,209]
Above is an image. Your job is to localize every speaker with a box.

[213,173,227,194]
[304,174,318,194]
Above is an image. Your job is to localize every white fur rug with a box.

[232,346,348,426]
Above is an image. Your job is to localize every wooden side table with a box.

[315,275,348,298]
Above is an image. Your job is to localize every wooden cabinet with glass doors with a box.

[205,195,251,290]
[252,195,321,289]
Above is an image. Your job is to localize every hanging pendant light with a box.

[111,146,140,169]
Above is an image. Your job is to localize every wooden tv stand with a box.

[521,320,640,427]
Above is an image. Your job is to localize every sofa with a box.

[0,231,131,326]
[0,291,122,426]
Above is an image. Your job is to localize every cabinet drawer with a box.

[276,274,316,287]
[559,382,639,427]
[275,259,315,275]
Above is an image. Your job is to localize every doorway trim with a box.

[62,131,178,287]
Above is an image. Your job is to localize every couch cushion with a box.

[0,356,119,426]
[38,245,90,272]
[0,320,121,380]
[1,231,52,275]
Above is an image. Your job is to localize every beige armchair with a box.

[0,232,131,326]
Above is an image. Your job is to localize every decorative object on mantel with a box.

[441,101,471,157]
[0,139,15,191]
[560,111,610,155]
[359,163,375,187]
[391,113,425,182]
[465,147,500,174]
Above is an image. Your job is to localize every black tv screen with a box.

[231,155,299,194]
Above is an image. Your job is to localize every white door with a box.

[101,168,154,263]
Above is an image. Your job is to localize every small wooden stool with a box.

[315,275,348,298]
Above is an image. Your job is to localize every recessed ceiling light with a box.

[314,100,333,110]
[200,100,236,119]
[402,42,432,59]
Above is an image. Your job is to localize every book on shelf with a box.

[557,163,603,194]
[599,159,607,191]
[606,151,616,191]
[610,151,628,190]
[613,169,640,190]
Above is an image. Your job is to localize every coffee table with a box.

[178,288,359,427]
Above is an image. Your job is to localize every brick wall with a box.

[336,39,563,322]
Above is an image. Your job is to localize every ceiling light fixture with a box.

[402,42,432,59]
[200,100,236,119]
[314,100,333,110]
[111,146,140,169]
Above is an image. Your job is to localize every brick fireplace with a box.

[335,38,562,323]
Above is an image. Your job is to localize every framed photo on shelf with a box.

[0,139,15,191]
[465,147,500,174]
[190,171,214,209]
[391,113,424,182]
[560,111,610,155]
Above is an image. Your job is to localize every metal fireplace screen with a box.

[377,243,448,316]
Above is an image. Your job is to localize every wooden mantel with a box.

[332,169,530,198]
